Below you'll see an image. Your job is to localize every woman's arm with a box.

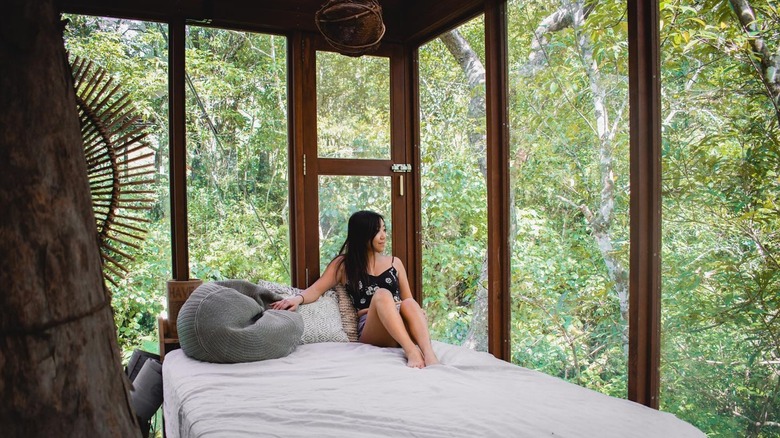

[270,256,344,310]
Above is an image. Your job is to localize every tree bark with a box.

[0,1,140,436]
[729,0,780,125]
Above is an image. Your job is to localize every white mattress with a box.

[163,341,704,437]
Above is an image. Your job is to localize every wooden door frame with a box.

[290,33,416,290]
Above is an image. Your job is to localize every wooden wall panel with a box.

[62,0,408,43]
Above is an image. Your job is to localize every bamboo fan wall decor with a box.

[71,56,155,289]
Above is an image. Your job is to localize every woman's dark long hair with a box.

[336,210,384,296]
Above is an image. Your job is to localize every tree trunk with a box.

[439,30,490,351]
[442,1,630,353]
[0,1,140,436]
[569,1,629,350]
[440,26,532,352]
[519,1,596,77]
[729,0,780,126]
[517,0,631,349]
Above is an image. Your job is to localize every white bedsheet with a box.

[163,341,704,437]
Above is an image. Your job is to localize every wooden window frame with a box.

[61,0,662,408]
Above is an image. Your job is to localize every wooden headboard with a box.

[158,279,203,360]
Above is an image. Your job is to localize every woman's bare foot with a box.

[404,347,425,368]
[422,348,440,366]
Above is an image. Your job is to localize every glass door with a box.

[302,39,412,286]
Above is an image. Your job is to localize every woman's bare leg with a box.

[399,298,439,366]
[360,290,425,368]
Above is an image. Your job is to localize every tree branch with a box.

[439,30,485,90]
[557,194,594,223]
[519,1,598,77]
[729,0,780,124]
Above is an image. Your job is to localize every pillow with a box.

[334,283,359,342]
[256,279,349,344]
[177,280,304,363]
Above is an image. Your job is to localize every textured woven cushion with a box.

[256,279,351,344]
[334,283,359,342]
[177,280,303,363]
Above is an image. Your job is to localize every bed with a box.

[161,281,704,437]
[163,341,703,437]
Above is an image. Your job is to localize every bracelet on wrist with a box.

[296,293,305,305]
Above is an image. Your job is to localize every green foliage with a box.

[418,16,489,345]
[112,222,170,360]
[184,27,292,285]
[503,0,631,399]
[659,1,780,435]
[317,52,391,159]
[509,206,626,396]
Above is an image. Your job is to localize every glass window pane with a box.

[186,27,290,284]
[317,52,390,159]
[507,0,629,398]
[63,15,170,356]
[419,16,488,350]
[660,2,780,435]
[318,176,392,272]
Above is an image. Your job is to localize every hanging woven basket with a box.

[315,0,385,57]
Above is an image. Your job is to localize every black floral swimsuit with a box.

[350,264,401,311]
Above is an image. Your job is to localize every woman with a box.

[271,210,439,368]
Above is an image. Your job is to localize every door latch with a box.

[391,164,411,196]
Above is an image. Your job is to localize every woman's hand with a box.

[270,296,302,311]
[270,258,340,312]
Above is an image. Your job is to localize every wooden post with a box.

[627,0,662,408]
[485,0,511,361]
[169,16,189,281]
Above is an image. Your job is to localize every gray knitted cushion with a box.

[177,280,304,363]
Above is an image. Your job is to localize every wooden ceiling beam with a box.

[60,0,203,23]
[59,0,327,36]
[399,0,485,45]
[60,0,484,44]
